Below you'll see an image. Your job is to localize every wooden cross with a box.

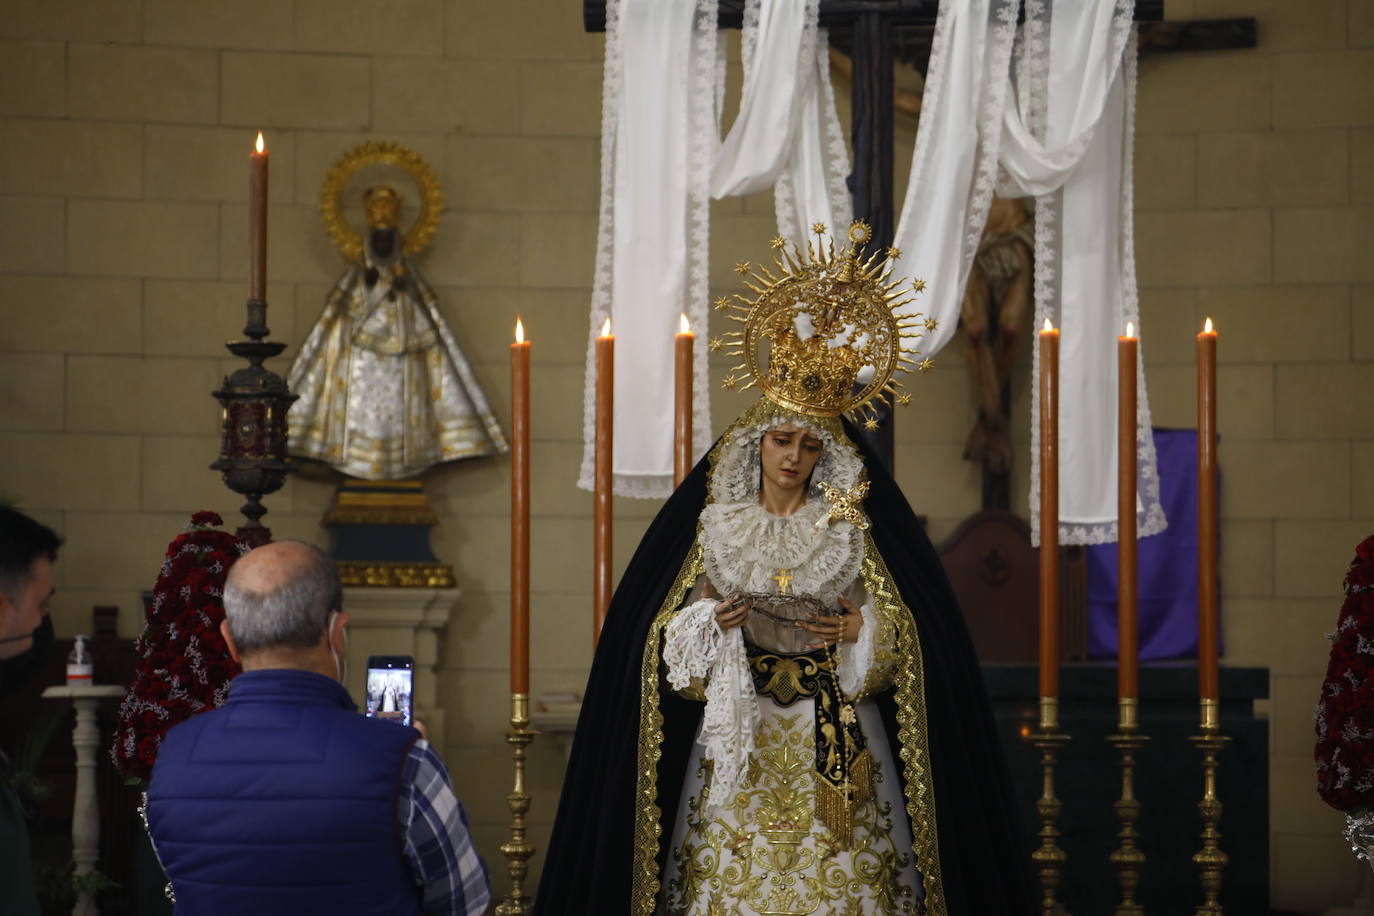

[584,0,1252,470]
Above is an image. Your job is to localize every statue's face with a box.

[759,424,823,495]
[363,188,402,230]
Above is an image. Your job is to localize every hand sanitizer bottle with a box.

[66,635,93,685]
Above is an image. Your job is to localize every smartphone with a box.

[364,655,414,727]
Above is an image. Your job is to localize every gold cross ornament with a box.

[773,568,793,594]
[814,481,871,531]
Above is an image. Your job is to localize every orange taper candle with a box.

[1118,322,1139,702]
[249,132,269,302]
[674,313,694,487]
[1039,318,1060,702]
[1197,318,1219,702]
[510,318,530,695]
[594,317,614,646]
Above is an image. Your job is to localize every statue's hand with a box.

[799,596,862,648]
[713,594,749,631]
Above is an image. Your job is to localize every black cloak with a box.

[535,420,1034,915]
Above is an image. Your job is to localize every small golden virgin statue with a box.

[288,141,507,480]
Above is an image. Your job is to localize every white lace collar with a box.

[700,498,863,603]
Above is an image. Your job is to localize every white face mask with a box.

[327,610,348,683]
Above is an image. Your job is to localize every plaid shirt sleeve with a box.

[398,738,492,916]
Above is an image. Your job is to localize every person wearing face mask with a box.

[145,540,490,916]
[0,507,61,916]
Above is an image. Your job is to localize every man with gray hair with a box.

[146,540,490,916]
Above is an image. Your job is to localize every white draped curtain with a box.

[882,0,1162,544]
[579,0,850,497]
[584,0,1164,546]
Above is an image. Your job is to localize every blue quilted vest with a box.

[146,669,423,916]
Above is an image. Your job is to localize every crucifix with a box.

[773,567,793,595]
[585,0,1254,477]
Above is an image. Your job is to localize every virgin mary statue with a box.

[289,145,506,480]
[536,223,1033,915]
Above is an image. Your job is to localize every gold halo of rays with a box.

[714,220,933,430]
[319,140,444,262]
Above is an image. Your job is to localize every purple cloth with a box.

[1087,428,1219,661]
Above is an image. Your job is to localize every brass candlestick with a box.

[1190,698,1229,915]
[1027,697,1071,916]
[495,693,535,916]
[1107,698,1148,916]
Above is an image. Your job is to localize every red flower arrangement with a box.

[112,512,249,782]
[1315,534,1374,813]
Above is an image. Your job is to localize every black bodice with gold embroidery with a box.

[535,423,1034,915]
[748,640,874,846]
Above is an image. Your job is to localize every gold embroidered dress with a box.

[658,409,923,915]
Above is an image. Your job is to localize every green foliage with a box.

[33,862,120,913]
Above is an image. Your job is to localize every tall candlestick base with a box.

[1108,699,1148,916]
[1027,698,1070,916]
[1190,698,1230,916]
[496,693,536,916]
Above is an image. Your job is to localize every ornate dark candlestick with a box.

[211,297,295,547]
[1190,699,1230,916]
[1027,698,1070,916]
[495,694,535,916]
[1107,699,1148,915]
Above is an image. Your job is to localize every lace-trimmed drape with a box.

[891,0,1160,545]
[580,0,851,498]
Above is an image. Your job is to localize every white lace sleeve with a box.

[662,597,758,810]
[836,595,878,698]
[663,598,723,690]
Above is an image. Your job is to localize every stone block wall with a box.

[0,1,1368,911]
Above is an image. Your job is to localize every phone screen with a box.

[364,655,414,727]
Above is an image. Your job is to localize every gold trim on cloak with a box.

[861,534,947,916]
[632,543,706,916]
[628,538,948,916]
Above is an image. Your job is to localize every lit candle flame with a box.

[1126,321,1135,338]
[1042,318,1054,333]
[255,132,265,154]
[679,313,690,335]
[1204,317,1214,334]
[601,317,612,338]
[514,316,525,344]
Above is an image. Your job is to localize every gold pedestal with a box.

[1190,698,1230,916]
[326,480,457,588]
[1107,699,1148,916]
[1027,697,1071,916]
[495,693,536,916]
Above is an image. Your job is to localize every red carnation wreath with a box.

[112,512,249,781]
[1315,534,1374,813]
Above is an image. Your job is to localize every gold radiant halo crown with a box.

[319,141,443,261]
[714,221,936,428]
